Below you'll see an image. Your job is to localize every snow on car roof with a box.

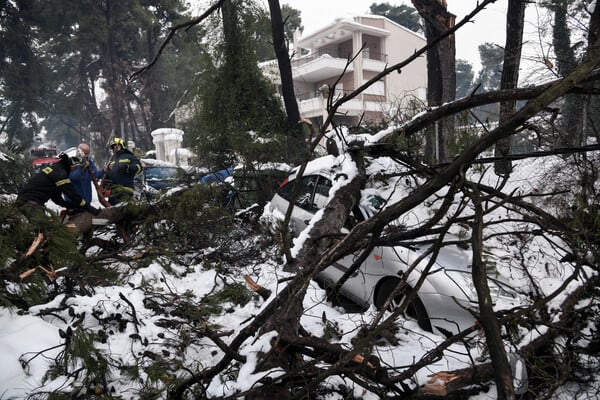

[290,155,337,178]
[141,158,179,167]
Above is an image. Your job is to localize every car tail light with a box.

[278,178,289,190]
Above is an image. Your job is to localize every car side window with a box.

[145,168,158,180]
[295,176,318,210]
[312,176,332,210]
[276,178,295,201]
[277,176,319,210]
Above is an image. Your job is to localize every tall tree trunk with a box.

[411,0,456,164]
[580,3,600,202]
[102,0,127,141]
[551,0,585,148]
[494,0,526,176]
[146,27,164,133]
[586,3,600,145]
[267,0,304,163]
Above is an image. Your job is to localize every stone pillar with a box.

[151,128,184,162]
[164,131,183,164]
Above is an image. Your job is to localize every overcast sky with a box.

[279,0,510,72]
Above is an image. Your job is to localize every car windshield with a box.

[145,166,181,181]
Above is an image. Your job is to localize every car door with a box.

[276,175,328,236]
[318,197,404,306]
[317,206,374,304]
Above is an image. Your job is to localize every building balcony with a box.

[292,48,388,82]
[362,50,388,73]
[297,89,387,119]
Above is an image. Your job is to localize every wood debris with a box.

[243,274,272,300]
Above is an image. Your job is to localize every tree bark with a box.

[494,0,526,176]
[411,0,456,164]
[552,0,586,149]
[102,0,127,140]
[586,0,600,145]
[267,0,300,132]
[255,149,366,371]
[469,184,516,399]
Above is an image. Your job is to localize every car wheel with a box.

[375,279,433,332]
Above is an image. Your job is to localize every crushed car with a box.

[265,155,521,337]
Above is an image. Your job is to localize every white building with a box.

[288,15,427,127]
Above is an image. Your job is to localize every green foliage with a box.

[46,327,111,395]
[476,42,504,92]
[143,282,252,333]
[369,2,422,32]
[252,4,276,62]
[253,3,304,62]
[189,0,288,170]
[137,185,234,251]
[230,164,291,208]
[208,282,253,307]
[1,0,203,152]
[0,0,50,145]
[447,113,483,156]
[281,5,304,43]
[0,145,31,194]
[0,191,122,310]
[0,200,90,307]
[456,59,475,98]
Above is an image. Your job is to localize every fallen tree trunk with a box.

[255,149,367,371]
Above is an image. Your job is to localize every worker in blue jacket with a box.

[17,153,100,216]
[66,143,104,204]
[105,138,142,205]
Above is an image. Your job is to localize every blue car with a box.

[200,167,233,185]
[136,159,187,198]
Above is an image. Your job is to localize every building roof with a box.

[295,14,425,50]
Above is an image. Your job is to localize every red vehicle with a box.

[31,146,59,173]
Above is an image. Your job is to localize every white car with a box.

[267,156,519,336]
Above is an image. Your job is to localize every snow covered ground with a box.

[0,256,491,399]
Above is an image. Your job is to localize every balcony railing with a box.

[297,88,354,102]
[293,47,388,68]
[362,49,387,62]
[292,48,343,68]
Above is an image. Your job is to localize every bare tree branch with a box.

[130,0,226,81]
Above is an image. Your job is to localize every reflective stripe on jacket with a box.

[107,149,142,190]
[17,163,88,209]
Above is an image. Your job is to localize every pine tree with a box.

[190,0,288,170]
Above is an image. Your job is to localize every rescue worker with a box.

[67,143,104,204]
[105,137,142,205]
[16,153,101,216]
